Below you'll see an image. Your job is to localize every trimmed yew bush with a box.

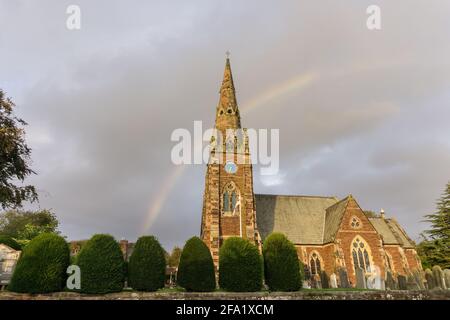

[76,234,125,294]
[8,233,69,293]
[128,235,166,291]
[263,232,302,291]
[0,235,21,250]
[219,237,262,292]
[177,237,215,292]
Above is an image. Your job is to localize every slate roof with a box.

[255,194,415,248]
[369,217,415,248]
[255,194,338,244]
[323,197,350,243]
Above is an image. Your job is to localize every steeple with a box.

[215,57,241,130]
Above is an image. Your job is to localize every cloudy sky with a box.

[1,0,449,250]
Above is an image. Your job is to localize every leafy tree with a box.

[0,209,59,241]
[263,232,301,291]
[219,237,262,292]
[8,233,70,293]
[168,246,182,268]
[364,210,379,218]
[418,182,450,269]
[76,234,125,294]
[128,235,166,291]
[177,237,215,292]
[0,235,21,250]
[0,90,38,209]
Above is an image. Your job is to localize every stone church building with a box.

[200,58,422,287]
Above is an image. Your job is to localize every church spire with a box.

[215,55,241,130]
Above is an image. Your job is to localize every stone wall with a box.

[0,290,449,300]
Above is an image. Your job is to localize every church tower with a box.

[200,57,261,267]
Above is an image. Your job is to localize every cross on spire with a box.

[225,50,230,59]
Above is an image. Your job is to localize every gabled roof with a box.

[369,217,415,248]
[255,194,338,244]
[323,197,350,243]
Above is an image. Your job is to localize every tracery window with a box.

[222,182,240,216]
[350,216,362,229]
[309,252,322,275]
[352,237,372,272]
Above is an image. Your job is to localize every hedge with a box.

[8,233,70,293]
[219,237,262,292]
[76,234,125,294]
[128,235,166,291]
[0,235,21,251]
[177,237,216,292]
[263,232,302,291]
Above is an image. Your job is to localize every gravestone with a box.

[413,270,426,290]
[302,280,311,289]
[355,267,366,289]
[432,265,446,289]
[407,274,420,290]
[320,271,330,289]
[370,265,383,290]
[444,269,450,290]
[424,269,435,290]
[313,274,322,289]
[329,273,338,288]
[385,271,397,290]
[338,267,350,288]
[397,275,407,290]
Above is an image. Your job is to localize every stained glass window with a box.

[352,237,372,272]
[223,191,230,212]
[309,252,322,275]
[231,192,237,211]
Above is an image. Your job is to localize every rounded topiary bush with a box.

[128,235,166,291]
[177,237,216,292]
[219,237,262,292]
[8,233,69,293]
[263,232,302,291]
[0,235,21,251]
[76,234,125,294]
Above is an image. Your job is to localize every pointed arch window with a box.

[352,237,372,273]
[309,252,322,275]
[223,191,230,212]
[222,182,240,216]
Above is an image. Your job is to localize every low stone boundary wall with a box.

[0,290,449,300]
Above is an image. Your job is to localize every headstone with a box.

[302,280,311,289]
[397,274,407,290]
[432,265,446,289]
[320,271,330,289]
[355,267,366,289]
[369,265,383,290]
[444,269,450,290]
[338,267,350,288]
[424,269,435,290]
[407,273,420,290]
[385,271,397,290]
[413,270,426,290]
[329,273,338,289]
[313,273,322,289]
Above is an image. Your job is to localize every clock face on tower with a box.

[224,161,238,174]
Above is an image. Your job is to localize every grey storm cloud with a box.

[1,0,449,250]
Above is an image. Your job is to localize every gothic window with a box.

[223,191,230,212]
[231,192,237,211]
[351,237,372,273]
[309,252,322,275]
[350,216,362,229]
[222,182,240,216]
